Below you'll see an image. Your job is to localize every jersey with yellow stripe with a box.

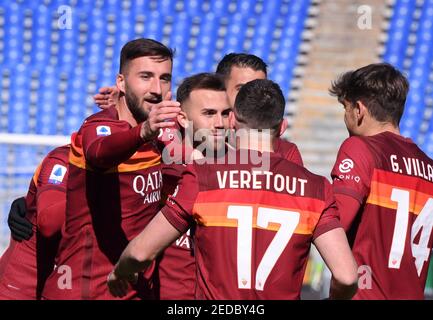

[161,149,340,299]
[331,131,433,299]
[43,108,162,300]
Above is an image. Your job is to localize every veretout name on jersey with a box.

[216,170,308,196]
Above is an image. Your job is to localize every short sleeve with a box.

[161,164,199,233]
[331,137,374,204]
[287,145,303,166]
[273,138,304,166]
[312,178,342,240]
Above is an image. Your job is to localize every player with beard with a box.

[93,53,302,165]
[41,38,180,300]
[156,73,231,299]
[107,79,358,300]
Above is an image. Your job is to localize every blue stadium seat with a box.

[192,13,218,72]
[250,14,276,62]
[209,0,230,16]
[0,145,7,168]
[263,0,282,17]
[63,68,88,134]
[184,0,203,16]
[103,0,123,15]
[156,0,177,15]
[398,1,433,144]
[8,64,31,134]
[222,13,247,53]
[170,12,192,74]
[142,11,164,41]
[35,67,60,135]
[31,5,52,69]
[400,105,424,141]
[0,0,313,144]
[4,3,24,65]
[131,0,147,16]
[15,145,37,169]
[236,0,256,17]
[383,0,417,69]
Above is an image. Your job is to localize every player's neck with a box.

[361,121,400,137]
[116,97,138,127]
[237,131,275,153]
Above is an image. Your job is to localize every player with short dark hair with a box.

[93,52,303,165]
[119,38,174,74]
[107,79,358,300]
[234,78,285,130]
[0,145,69,300]
[329,62,433,299]
[216,52,303,166]
[157,72,231,299]
[41,38,180,300]
[175,72,230,156]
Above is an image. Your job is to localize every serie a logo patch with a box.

[48,164,67,185]
[96,125,111,136]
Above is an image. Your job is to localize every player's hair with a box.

[119,38,174,73]
[176,73,226,104]
[234,79,285,131]
[216,53,268,78]
[329,63,409,126]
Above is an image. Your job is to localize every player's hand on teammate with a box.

[93,85,119,109]
[7,197,33,242]
[107,269,138,298]
[141,91,181,141]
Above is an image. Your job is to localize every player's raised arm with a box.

[107,211,182,297]
[82,93,180,170]
[313,227,358,299]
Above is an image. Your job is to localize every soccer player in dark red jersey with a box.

[329,63,433,299]
[41,38,180,300]
[216,53,303,166]
[107,79,358,300]
[93,53,303,166]
[156,72,231,299]
[0,145,69,300]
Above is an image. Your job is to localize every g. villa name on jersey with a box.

[216,170,308,196]
[390,154,433,182]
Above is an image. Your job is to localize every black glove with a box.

[7,197,33,242]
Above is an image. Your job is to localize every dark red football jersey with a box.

[42,107,162,300]
[151,122,196,300]
[161,149,340,299]
[331,131,433,299]
[157,162,195,300]
[0,145,69,300]
[273,137,303,166]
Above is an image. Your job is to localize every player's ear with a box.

[177,111,188,129]
[116,73,125,94]
[278,118,288,137]
[229,111,236,129]
[356,100,367,124]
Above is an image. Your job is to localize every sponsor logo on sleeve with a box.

[337,158,361,183]
[48,164,67,185]
[96,125,111,136]
[339,158,354,173]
